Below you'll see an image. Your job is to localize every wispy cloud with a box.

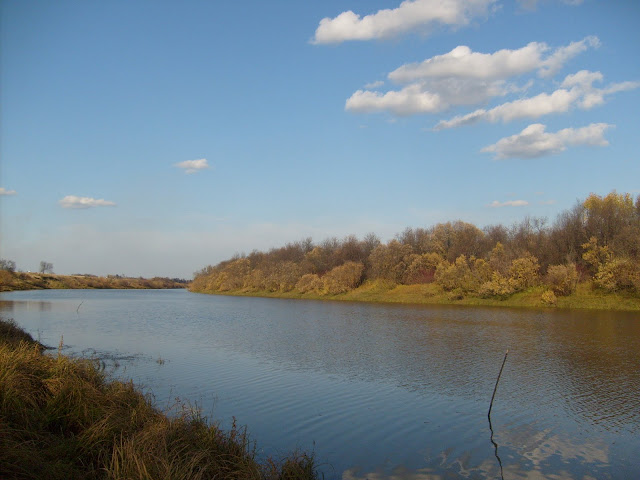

[174,158,209,174]
[312,0,495,45]
[488,199,529,207]
[519,0,584,11]
[59,195,116,209]
[0,187,17,196]
[481,123,613,160]
[364,80,384,89]
[435,70,638,129]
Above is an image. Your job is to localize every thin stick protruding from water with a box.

[489,349,509,419]
[488,349,509,480]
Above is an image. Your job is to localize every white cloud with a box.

[435,70,639,129]
[346,84,447,115]
[488,199,529,207]
[347,39,604,118]
[174,158,209,174]
[388,39,597,83]
[312,0,495,44]
[481,123,613,159]
[518,0,585,10]
[0,187,17,196]
[364,80,385,89]
[538,36,599,77]
[59,195,117,209]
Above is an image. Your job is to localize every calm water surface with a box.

[1,289,638,479]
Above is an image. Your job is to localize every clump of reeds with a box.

[0,318,319,480]
[0,318,46,350]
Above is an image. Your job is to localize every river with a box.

[1,289,638,479]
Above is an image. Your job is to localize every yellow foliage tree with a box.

[508,253,540,291]
[322,262,365,294]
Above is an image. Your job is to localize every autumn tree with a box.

[546,264,578,296]
[403,252,442,284]
[583,191,637,247]
[368,240,413,283]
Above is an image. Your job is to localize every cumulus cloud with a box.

[435,70,639,129]
[59,195,116,209]
[312,0,495,44]
[389,38,597,83]
[346,38,604,118]
[174,158,209,174]
[0,187,17,196]
[346,84,447,115]
[481,123,613,159]
[488,199,529,207]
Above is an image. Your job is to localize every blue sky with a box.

[1,0,638,279]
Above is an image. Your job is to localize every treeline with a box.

[191,191,640,304]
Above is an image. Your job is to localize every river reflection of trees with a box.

[0,299,53,312]
[236,302,639,433]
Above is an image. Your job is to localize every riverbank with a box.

[0,318,317,480]
[0,271,189,292]
[190,279,640,311]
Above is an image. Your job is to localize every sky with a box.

[1,0,639,279]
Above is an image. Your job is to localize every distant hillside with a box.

[0,271,189,292]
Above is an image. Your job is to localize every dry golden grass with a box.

[0,319,318,480]
[0,271,188,292]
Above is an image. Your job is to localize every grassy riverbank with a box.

[0,318,317,480]
[190,279,640,311]
[0,271,188,292]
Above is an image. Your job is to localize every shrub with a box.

[322,262,364,295]
[594,257,640,293]
[446,288,464,301]
[541,289,557,306]
[470,257,493,285]
[546,263,578,296]
[403,253,441,284]
[508,253,540,291]
[435,255,479,292]
[295,274,323,294]
[478,273,515,299]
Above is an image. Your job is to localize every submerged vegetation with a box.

[0,271,188,292]
[192,191,640,310]
[0,318,318,480]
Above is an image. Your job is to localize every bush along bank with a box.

[191,191,640,311]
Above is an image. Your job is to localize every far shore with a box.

[190,279,640,312]
[0,271,189,292]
